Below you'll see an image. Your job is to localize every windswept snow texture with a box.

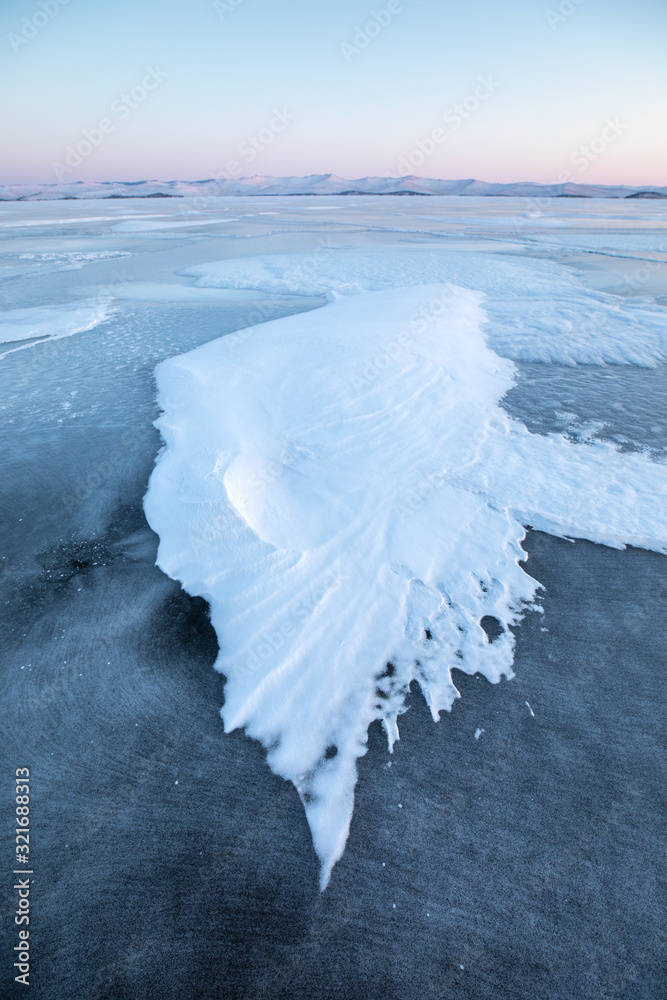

[144,282,667,887]
[184,250,667,366]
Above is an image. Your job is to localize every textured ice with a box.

[184,250,667,367]
[110,218,230,233]
[0,301,111,355]
[144,282,667,887]
[0,251,131,281]
[102,283,279,303]
[513,231,667,257]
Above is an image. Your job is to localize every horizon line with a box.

[2,174,667,190]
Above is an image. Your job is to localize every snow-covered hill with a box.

[1,174,666,200]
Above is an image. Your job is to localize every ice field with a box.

[2,195,666,998]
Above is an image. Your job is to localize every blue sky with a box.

[1,0,665,185]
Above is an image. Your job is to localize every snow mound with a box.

[144,284,667,886]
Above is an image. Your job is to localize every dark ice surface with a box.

[1,201,666,999]
[504,361,667,457]
[3,526,666,1000]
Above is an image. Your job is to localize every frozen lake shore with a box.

[1,196,666,998]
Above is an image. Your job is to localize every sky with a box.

[1,0,666,186]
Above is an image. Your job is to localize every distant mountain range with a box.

[1,174,666,200]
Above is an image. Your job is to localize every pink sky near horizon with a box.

[1,0,665,189]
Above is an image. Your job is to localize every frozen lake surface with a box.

[1,196,666,999]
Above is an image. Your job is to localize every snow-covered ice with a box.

[183,250,667,366]
[2,194,666,890]
[0,301,111,356]
[144,274,667,887]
